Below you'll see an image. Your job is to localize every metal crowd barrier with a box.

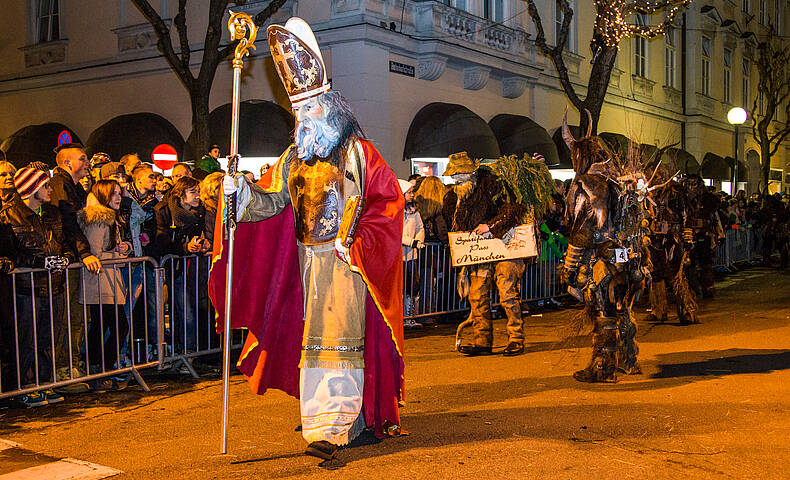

[403,240,565,320]
[0,256,163,400]
[158,254,247,378]
[714,226,762,269]
[1,228,764,400]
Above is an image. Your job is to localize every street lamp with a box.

[727,107,747,195]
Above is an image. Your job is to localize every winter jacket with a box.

[402,205,425,262]
[119,185,159,258]
[154,194,206,257]
[196,155,221,176]
[49,166,92,260]
[0,192,74,297]
[76,204,127,305]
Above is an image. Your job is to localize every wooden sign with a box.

[448,225,538,267]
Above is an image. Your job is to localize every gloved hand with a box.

[222,173,251,223]
[44,256,70,272]
[334,238,350,264]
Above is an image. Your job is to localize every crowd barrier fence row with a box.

[0,226,761,400]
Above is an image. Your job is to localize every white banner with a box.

[448,224,538,267]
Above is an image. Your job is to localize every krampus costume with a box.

[678,174,723,298]
[643,157,698,325]
[560,111,659,383]
[443,152,554,356]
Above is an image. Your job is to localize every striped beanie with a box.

[14,167,50,200]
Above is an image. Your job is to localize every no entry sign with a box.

[152,144,177,170]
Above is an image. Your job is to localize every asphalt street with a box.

[1,267,789,479]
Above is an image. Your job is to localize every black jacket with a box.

[0,192,75,296]
[155,194,206,257]
[49,167,91,260]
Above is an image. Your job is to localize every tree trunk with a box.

[579,46,617,136]
[188,86,212,163]
[760,136,772,195]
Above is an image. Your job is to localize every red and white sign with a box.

[152,144,177,170]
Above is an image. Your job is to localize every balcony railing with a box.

[413,1,530,59]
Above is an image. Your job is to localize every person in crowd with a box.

[79,170,94,195]
[119,154,141,178]
[77,180,131,391]
[679,174,723,298]
[241,170,255,183]
[171,163,193,183]
[2,167,73,406]
[119,164,160,357]
[157,176,209,354]
[195,144,221,179]
[156,175,173,196]
[400,179,424,327]
[414,176,448,245]
[26,161,50,173]
[408,173,422,183]
[96,162,126,184]
[0,161,17,198]
[412,175,448,324]
[0,162,17,394]
[199,172,224,245]
[49,143,101,381]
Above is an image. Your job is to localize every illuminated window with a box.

[665,27,676,88]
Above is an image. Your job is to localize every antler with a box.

[584,109,593,138]
[561,106,576,148]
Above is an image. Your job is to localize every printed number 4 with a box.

[615,249,629,263]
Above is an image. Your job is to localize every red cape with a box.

[209,140,405,438]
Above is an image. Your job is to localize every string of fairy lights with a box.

[592,0,693,47]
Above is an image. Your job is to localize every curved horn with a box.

[584,109,593,138]
[562,106,576,148]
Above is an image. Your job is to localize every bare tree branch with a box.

[525,0,582,110]
[130,0,194,89]
[174,0,190,69]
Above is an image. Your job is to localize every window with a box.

[482,0,505,22]
[36,0,60,43]
[724,48,732,104]
[743,0,751,13]
[701,35,711,96]
[742,58,751,108]
[665,27,677,88]
[634,14,648,78]
[443,0,468,10]
[555,0,577,52]
[759,0,766,24]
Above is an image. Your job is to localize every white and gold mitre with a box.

[267,17,330,105]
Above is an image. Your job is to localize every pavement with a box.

[1,267,789,479]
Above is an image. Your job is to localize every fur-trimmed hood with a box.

[77,203,117,229]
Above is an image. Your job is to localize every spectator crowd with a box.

[0,143,233,407]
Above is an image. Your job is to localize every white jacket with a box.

[402,207,425,262]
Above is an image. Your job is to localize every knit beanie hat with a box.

[14,167,50,200]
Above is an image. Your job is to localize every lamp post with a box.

[727,107,747,195]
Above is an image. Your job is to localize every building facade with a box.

[0,0,788,192]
